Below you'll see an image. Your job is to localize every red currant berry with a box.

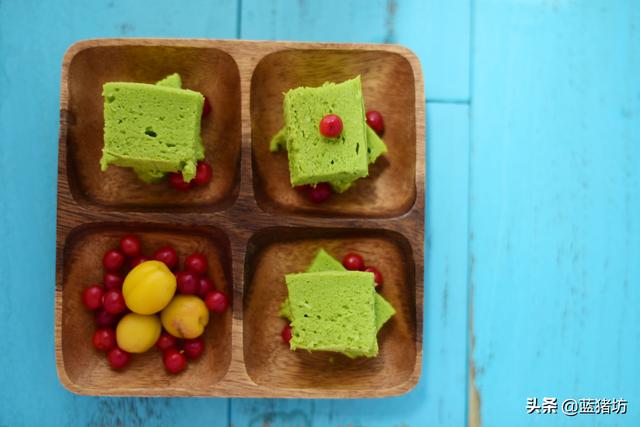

[103,249,125,272]
[198,277,215,298]
[82,284,104,311]
[156,331,178,352]
[183,338,205,359]
[342,252,365,271]
[153,246,178,269]
[282,324,293,344]
[365,110,385,136]
[202,96,212,118]
[119,235,141,257]
[92,327,116,352]
[205,291,229,313]
[363,266,384,287]
[308,183,332,204]
[130,255,151,269]
[95,309,119,328]
[185,253,208,275]
[194,161,212,186]
[168,172,192,191]
[176,271,199,295]
[102,290,126,314]
[319,114,343,138]
[107,347,131,370]
[103,272,123,290]
[163,348,187,374]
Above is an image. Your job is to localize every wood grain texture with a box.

[469,1,640,425]
[240,0,470,102]
[55,39,426,398]
[231,103,469,427]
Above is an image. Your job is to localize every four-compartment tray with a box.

[55,38,425,398]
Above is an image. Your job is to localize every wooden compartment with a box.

[243,228,417,392]
[251,49,417,217]
[64,43,241,211]
[56,39,425,398]
[58,223,233,395]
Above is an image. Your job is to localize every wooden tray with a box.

[55,38,425,398]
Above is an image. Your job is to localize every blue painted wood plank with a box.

[230,103,470,427]
[240,0,470,102]
[0,1,237,425]
[470,1,640,426]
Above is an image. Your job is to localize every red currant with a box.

[82,284,104,311]
[103,272,123,290]
[153,246,178,269]
[363,266,384,287]
[95,309,119,328]
[168,172,192,191]
[282,324,293,344]
[183,338,205,359]
[119,235,141,257]
[176,271,199,295]
[205,291,229,313]
[198,277,215,298]
[130,255,151,269]
[319,114,343,138]
[342,252,365,271]
[308,183,332,204]
[365,110,385,136]
[163,348,187,374]
[185,253,208,275]
[194,161,212,186]
[103,249,125,272]
[102,290,126,314]
[156,331,178,352]
[107,347,131,370]
[92,327,116,352]
[202,96,212,118]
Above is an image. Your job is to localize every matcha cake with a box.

[270,117,387,193]
[283,76,369,187]
[307,249,347,272]
[280,249,395,358]
[155,73,182,88]
[285,271,377,354]
[101,75,205,182]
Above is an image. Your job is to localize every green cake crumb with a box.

[283,76,369,187]
[285,271,377,354]
[101,74,205,182]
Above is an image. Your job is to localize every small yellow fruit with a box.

[116,313,162,353]
[123,260,176,314]
[161,295,209,339]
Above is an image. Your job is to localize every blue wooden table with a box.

[1,0,638,426]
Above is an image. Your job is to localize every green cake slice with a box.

[285,271,377,354]
[101,78,204,182]
[283,76,369,187]
[156,73,182,88]
[307,249,347,272]
[366,127,387,164]
[280,249,395,358]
